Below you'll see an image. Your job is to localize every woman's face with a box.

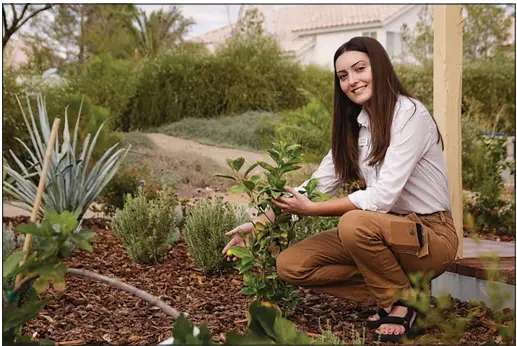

[335,50,373,105]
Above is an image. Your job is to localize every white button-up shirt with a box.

[296,96,451,215]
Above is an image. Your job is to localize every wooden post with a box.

[433,5,464,258]
[14,118,61,287]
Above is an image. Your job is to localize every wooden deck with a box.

[449,238,515,285]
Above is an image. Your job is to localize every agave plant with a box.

[3,94,130,226]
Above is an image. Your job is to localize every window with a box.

[362,31,377,39]
[386,31,402,58]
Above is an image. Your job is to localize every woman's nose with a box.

[348,73,358,86]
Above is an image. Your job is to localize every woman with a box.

[222,36,458,342]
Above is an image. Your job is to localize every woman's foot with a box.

[367,306,391,323]
[374,305,417,338]
[365,306,391,329]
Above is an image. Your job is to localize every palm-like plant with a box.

[3,94,129,225]
[130,6,194,59]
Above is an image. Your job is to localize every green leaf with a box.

[271,191,282,199]
[44,210,79,234]
[3,297,49,333]
[225,331,273,345]
[173,315,195,343]
[257,161,275,172]
[3,251,27,279]
[248,301,280,340]
[306,178,318,193]
[241,286,257,295]
[244,162,260,178]
[16,223,44,237]
[229,185,249,194]
[214,174,237,181]
[274,317,312,344]
[232,157,245,172]
[228,246,251,258]
[243,180,256,191]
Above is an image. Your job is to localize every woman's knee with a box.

[338,210,376,247]
[276,248,302,284]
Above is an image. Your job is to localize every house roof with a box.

[286,4,412,32]
[190,4,414,54]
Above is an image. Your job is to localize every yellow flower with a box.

[226,250,233,256]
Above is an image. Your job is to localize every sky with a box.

[140,4,241,39]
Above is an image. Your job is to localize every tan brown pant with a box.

[276,210,459,308]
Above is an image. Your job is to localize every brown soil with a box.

[4,216,513,346]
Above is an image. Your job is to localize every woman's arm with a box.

[272,186,359,217]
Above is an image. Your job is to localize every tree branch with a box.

[67,268,181,319]
[18,4,29,21]
[16,4,52,33]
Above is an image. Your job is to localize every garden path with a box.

[147,133,273,172]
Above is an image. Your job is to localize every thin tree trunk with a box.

[67,268,181,319]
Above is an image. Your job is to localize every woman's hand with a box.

[222,222,253,262]
[271,186,316,217]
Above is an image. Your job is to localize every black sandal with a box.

[373,301,422,343]
[365,307,390,329]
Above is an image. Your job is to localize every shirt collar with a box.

[357,107,369,128]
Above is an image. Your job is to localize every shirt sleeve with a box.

[348,105,433,213]
[295,150,342,197]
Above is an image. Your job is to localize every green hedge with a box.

[69,54,138,130]
[123,37,307,130]
[395,58,515,134]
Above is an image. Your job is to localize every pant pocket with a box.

[386,219,421,256]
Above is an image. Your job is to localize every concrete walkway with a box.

[463,237,515,258]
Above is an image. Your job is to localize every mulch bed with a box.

[3,216,514,345]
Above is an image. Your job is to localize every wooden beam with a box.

[433,5,464,258]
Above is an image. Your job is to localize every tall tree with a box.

[22,4,138,68]
[2,4,52,51]
[129,6,194,59]
[401,4,513,63]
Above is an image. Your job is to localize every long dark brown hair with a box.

[331,36,443,183]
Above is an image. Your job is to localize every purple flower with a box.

[193,196,200,201]
[196,188,202,193]
[140,179,146,187]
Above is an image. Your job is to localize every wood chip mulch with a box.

[3,216,514,345]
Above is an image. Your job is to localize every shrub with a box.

[183,197,249,273]
[395,59,515,134]
[99,162,161,216]
[2,223,24,263]
[112,186,180,264]
[464,190,515,236]
[266,101,332,163]
[69,54,138,130]
[290,216,340,246]
[124,34,306,130]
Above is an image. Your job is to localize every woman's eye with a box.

[339,74,347,81]
[357,66,365,71]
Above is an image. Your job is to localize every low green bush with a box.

[112,186,180,264]
[183,197,249,273]
[99,162,164,216]
[290,216,340,246]
[265,101,332,163]
[154,111,273,151]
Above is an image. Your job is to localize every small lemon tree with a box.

[217,142,326,310]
